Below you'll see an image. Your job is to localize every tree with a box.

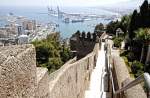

[47,58,63,72]
[60,47,71,62]
[32,33,72,73]
[94,23,104,33]
[135,28,150,42]
[106,21,120,35]
[134,28,150,63]
[140,0,148,16]
[36,45,49,64]
[120,15,131,34]
[129,10,138,40]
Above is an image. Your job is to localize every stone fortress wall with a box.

[49,43,99,98]
[0,32,146,98]
[110,49,147,98]
[0,45,37,98]
[0,41,99,98]
[70,31,100,59]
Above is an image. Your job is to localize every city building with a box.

[22,20,36,30]
[18,34,29,44]
[17,25,24,36]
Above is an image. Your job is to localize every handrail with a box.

[144,73,150,91]
[110,66,150,94]
[106,42,150,95]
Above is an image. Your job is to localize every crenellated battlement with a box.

[71,31,99,42]
[70,31,100,59]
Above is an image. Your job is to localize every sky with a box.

[0,0,146,7]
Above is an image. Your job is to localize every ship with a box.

[48,5,84,23]
[71,18,84,23]
[63,18,70,23]
[63,18,84,23]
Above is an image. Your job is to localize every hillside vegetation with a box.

[32,33,72,73]
[106,0,150,78]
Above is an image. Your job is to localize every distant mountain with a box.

[98,0,146,16]
[114,0,144,9]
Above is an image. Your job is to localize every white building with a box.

[18,35,29,44]
[116,28,124,37]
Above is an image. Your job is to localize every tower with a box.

[57,6,63,19]
[18,26,22,36]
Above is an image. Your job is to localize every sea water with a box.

[0,6,118,38]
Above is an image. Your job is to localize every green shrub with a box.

[120,50,129,57]
[127,52,136,62]
[131,60,144,77]
[113,37,123,48]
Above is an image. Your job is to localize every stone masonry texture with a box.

[0,45,37,98]
[0,41,146,98]
[112,52,147,98]
[0,43,99,98]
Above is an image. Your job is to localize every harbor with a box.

[0,6,123,40]
[48,6,121,24]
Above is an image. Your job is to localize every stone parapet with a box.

[0,42,99,98]
[0,45,37,98]
[49,43,99,98]
[36,67,50,98]
[112,54,147,98]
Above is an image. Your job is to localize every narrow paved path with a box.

[85,42,107,98]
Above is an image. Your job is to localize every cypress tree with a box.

[140,0,148,16]
[129,10,138,40]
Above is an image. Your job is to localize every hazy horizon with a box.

[0,0,146,7]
